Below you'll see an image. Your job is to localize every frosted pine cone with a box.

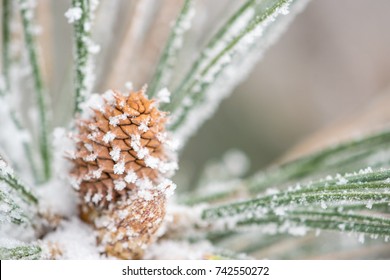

[71,89,177,210]
[95,190,167,259]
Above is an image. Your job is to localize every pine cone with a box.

[70,89,177,259]
[95,190,166,259]
[71,89,177,210]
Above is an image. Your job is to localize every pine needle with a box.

[148,0,194,98]
[18,0,52,181]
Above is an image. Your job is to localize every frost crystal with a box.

[92,193,103,204]
[109,114,126,127]
[64,7,82,23]
[138,118,150,132]
[157,88,171,103]
[114,179,126,191]
[109,147,121,162]
[145,156,160,169]
[137,189,154,201]
[124,170,137,184]
[113,161,125,175]
[102,131,116,143]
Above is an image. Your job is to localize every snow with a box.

[157,179,176,198]
[359,167,373,174]
[358,233,365,244]
[137,147,149,159]
[92,193,103,204]
[365,200,373,209]
[43,218,103,259]
[109,146,121,161]
[145,156,159,169]
[156,88,171,103]
[109,113,127,126]
[0,158,13,176]
[102,131,116,143]
[135,178,154,190]
[113,161,125,174]
[124,170,137,184]
[84,153,97,161]
[130,134,141,150]
[287,225,308,236]
[37,179,78,218]
[114,179,126,191]
[137,189,154,201]
[335,174,348,185]
[138,118,150,132]
[144,240,213,260]
[64,7,82,23]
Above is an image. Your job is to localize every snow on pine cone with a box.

[95,189,166,259]
[71,88,177,210]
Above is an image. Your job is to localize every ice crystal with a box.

[64,7,82,23]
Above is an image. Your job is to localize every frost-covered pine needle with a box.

[18,0,51,181]
[200,168,390,240]
[0,159,36,225]
[148,0,195,97]
[0,239,41,260]
[68,0,100,114]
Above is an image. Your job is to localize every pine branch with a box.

[18,0,52,181]
[0,244,41,260]
[148,0,194,98]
